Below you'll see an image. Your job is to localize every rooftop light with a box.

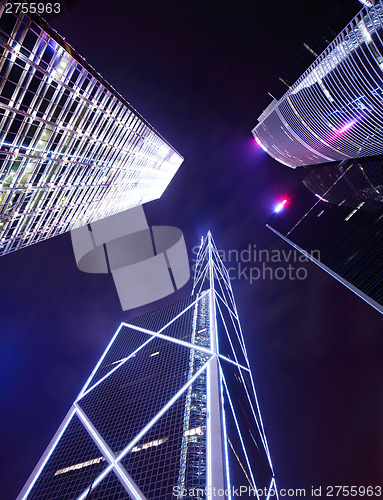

[274,199,287,213]
[315,194,329,202]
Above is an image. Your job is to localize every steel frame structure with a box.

[19,233,277,499]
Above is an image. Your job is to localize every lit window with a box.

[111,357,129,365]
[184,426,206,437]
[131,437,168,452]
[55,457,104,476]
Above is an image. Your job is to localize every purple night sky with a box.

[1,0,383,498]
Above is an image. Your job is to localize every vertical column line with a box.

[206,233,226,497]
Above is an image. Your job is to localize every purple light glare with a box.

[338,120,357,134]
[254,137,268,152]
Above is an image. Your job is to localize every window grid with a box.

[0,1,182,255]
[78,337,210,455]
[26,414,109,500]
[253,1,383,167]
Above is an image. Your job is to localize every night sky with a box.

[2,0,383,498]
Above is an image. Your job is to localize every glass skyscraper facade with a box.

[18,233,277,499]
[0,0,183,256]
[267,158,383,314]
[252,1,383,168]
[301,158,383,210]
[251,0,383,313]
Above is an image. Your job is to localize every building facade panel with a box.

[90,472,131,500]
[25,413,110,500]
[127,296,197,334]
[86,326,153,389]
[267,162,383,313]
[119,376,207,499]
[77,337,208,455]
[220,359,273,492]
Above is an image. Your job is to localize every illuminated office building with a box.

[253,0,383,312]
[252,1,383,168]
[18,233,277,499]
[268,158,383,314]
[0,1,183,256]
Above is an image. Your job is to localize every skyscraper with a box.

[252,1,383,168]
[0,0,183,256]
[251,0,383,312]
[267,158,383,314]
[18,233,277,499]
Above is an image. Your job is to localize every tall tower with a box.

[18,233,277,499]
[0,0,183,256]
[267,158,383,315]
[252,1,383,168]
[251,0,383,314]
